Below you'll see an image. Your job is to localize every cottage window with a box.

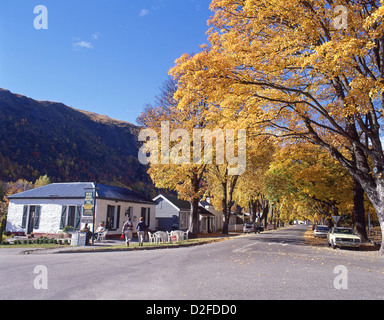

[68,206,76,227]
[125,206,134,218]
[59,205,82,231]
[106,205,121,230]
[21,205,41,234]
[179,212,188,229]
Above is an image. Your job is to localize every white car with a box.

[314,225,329,237]
[327,227,361,249]
[243,223,255,233]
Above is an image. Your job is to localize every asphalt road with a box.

[0,224,383,300]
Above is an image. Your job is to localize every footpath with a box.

[19,232,242,255]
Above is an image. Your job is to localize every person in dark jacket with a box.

[136,217,147,246]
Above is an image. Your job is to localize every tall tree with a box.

[233,136,276,226]
[264,142,354,224]
[171,0,384,251]
[137,78,209,237]
[34,175,51,188]
[206,164,239,234]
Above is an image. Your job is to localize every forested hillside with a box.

[0,88,154,196]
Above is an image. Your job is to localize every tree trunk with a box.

[249,200,258,222]
[260,201,269,229]
[217,167,239,235]
[361,180,384,253]
[221,187,229,235]
[380,217,384,254]
[222,212,229,234]
[374,205,384,254]
[352,178,368,242]
[188,197,200,238]
[188,172,203,238]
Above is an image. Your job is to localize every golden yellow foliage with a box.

[170,0,384,246]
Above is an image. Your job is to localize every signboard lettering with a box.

[83,192,94,216]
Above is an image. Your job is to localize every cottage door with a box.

[27,206,36,235]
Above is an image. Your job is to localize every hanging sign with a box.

[83,192,94,216]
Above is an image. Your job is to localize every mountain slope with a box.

[0,88,153,196]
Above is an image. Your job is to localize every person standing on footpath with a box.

[122,217,134,247]
[136,217,147,246]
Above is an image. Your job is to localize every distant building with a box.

[6,182,156,238]
[199,198,224,232]
[153,194,216,233]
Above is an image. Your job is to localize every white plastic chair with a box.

[166,231,172,243]
[97,230,108,242]
[155,231,167,244]
[148,231,156,244]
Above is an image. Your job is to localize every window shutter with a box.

[34,206,41,229]
[116,206,121,229]
[21,205,28,228]
[60,206,67,229]
[74,206,82,230]
[147,207,150,227]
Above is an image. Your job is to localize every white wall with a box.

[95,200,157,235]
[6,198,156,236]
[201,204,224,231]
[6,198,83,235]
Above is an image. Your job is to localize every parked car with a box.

[255,224,264,233]
[243,223,256,233]
[314,225,329,237]
[327,227,361,249]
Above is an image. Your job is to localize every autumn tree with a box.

[137,78,209,237]
[205,164,239,234]
[0,178,34,243]
[34,175,51,188]
[265,142,354,225]
[171,0,384,251]
[233,136,276,227]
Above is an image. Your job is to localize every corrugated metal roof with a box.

[153,194,214,216]
[7,182,93,199]
[7,182,155,204]
[154,194,191,210]
[97,184,154,204]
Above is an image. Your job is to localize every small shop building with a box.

[6,182,156,239]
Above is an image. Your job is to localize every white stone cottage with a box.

[6,182,156,239]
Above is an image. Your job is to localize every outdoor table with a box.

[154,231,168,244]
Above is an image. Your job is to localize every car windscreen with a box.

[334,228,354,234]
[316,227,329,231]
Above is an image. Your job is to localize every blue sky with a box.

[0,0,212,125]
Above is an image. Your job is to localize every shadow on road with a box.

[245,236,306,246]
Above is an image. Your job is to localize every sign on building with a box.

[83,192,94,217]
